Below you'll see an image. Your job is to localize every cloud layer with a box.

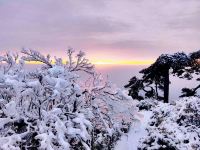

[0,0,200,62]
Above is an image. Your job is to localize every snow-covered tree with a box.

[126,50,200,103]
[0,49,138,150]
[81,73,137,149]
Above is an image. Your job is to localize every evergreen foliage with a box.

[125,50,200,103]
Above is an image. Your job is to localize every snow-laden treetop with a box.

[0,49,139,150]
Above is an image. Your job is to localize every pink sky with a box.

[0,0,200,64]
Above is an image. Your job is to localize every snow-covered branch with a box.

[21,49,52,67]
[67,48,94,74]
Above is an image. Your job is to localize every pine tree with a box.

[126,50,200,103]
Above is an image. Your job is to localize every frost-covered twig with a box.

[67,48,94,74]
[0,52,19,73]
[21,49,52,67]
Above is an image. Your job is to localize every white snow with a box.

[115,111,152,150]
[0,50,138,150]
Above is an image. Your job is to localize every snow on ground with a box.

[115,111,152,150]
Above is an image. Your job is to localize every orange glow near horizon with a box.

[0,51,154,65]
[23,59,154,65]
[91,59,154,65]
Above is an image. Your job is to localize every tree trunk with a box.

[155,82,158,99]
[164,69,169,103]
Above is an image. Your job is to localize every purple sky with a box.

[0,0,200,64]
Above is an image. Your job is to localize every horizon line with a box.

[23,59,154,65]
[1,59,154,66]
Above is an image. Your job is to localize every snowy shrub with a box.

[136,99,158,111]
[0,49,138,150]
[138,97,200,150]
